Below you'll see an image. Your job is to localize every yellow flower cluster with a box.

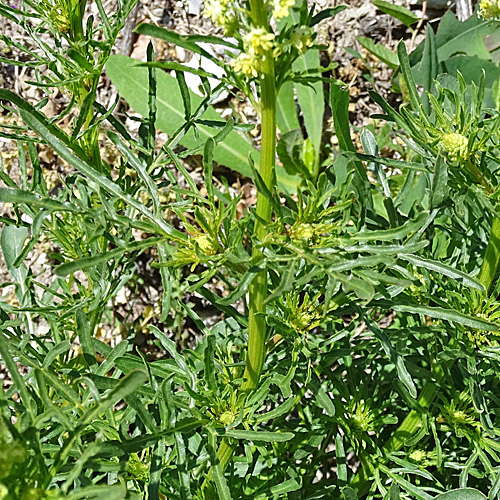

[273,0,296,19]
[233,28,275,77]
[289,26,314,53]
[479,0,500,19]
[243,28,275,55]
[440,132,468,161]
[233,52,260,77]
[204,0,238,33]
[204,0,314,78]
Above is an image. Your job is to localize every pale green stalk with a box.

[201,2,277,496]
[242,0,277,391]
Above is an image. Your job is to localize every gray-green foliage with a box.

[1,1,500,499]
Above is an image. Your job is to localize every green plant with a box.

[3,0,500,499]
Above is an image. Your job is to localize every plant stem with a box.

[201,5,276,496]
[242,0,277,392]
[465,159,492,193]
[478,216,500,294]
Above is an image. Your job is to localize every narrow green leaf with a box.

[401,255,485,291]
[126,393,158,432]
[55,237,163,276]
[329,255,393,273]
[135,23,237,54]
[364,315,417,398]
[107,131,160,215]
[254,397,296,424]
[1,224,34,342]
[393,304,500,331]
[217,265,263,306]
[147,40,158,159]
[434,489,486,500]
[310,5,348,26]
[418,25,439,113]
[204,335,217,394]
[0,89,185,240]
[265,261,298,304]
[270,479,301,495]
[38,367,82,407]
[203,137,215,202]
[158,242,172,322]
[341,274,375,302]
[0,331,35,422]
[176,70,192,120]
[479,216,500,292]
[41,340,71,369]
[207,429,231,500]
[357,37,399,69]
[397,41,424,114]
[430,155,448,208]
[76,309,97,368]
[331,83,355,153]
[224,429,294,442]
[0,188,77,212]
[148,440,166,499]
[80,370,148,426]
[149,325,195,387]
[331,83,371,209]
[175,433,192,500]
[104,418,206,454]
[372,0,419,27]
[384,470,433,500]
[66,484,128,500]
[336,434,348,487]
[350,212,427,241]
[1,224,28,280]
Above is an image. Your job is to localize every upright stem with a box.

[242,0,277,391]
[201,5,276,496]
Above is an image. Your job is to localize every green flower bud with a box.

[440,132,468,161]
